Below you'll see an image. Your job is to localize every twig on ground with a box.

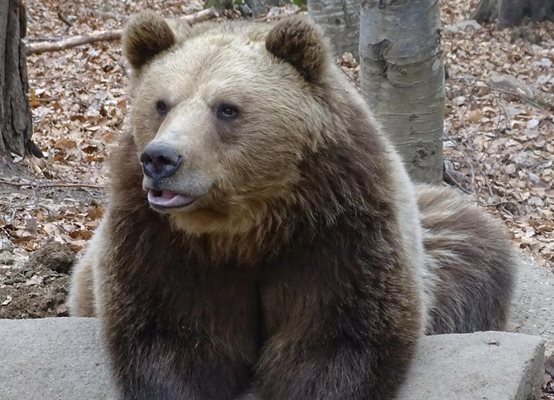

[480,172,496,199]
[0,179,103,189]
[82,8,122,21]
[443,165,472,194]
[26,9,218,55]
[57,10,73,28]
[444,131,476,193]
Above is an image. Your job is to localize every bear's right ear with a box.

[122,11,179,71]
[266,16,330,83]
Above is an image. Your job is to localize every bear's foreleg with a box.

[68,218,109,317]
[101,248,260,400]
[67,258,96,317]
[251,238,423,400]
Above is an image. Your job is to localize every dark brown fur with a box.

[103,99,421,399]
[74,14,515,400]
[265,16,328,82]
[417,185,515,334]
[122,11,177,71]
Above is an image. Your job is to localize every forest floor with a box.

[0,0,553,396]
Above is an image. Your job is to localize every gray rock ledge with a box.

[0,318,545,400]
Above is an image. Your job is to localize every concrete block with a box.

[397,331,545,400]
[510,256,554,356]
[0,318,114,400]
[0,318,545,400]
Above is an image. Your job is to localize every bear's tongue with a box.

[147,189,195,208]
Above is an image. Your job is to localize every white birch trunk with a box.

[359,0,444,183]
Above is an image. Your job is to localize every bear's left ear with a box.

[266,16,330,82]
[123,11,182,71]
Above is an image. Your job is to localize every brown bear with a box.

[68,12,515,400]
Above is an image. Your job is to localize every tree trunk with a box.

[359,0,444,184]
[473,0,553,28]
[308,0,360,59]
[0,0,33,160]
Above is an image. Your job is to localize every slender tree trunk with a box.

[359,0,444,183]
[473,0,553,28]
[308,0,360,59]
[0,0,33,160]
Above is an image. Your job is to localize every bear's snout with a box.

[140,141,182,181]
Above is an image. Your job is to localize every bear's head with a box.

[122,12,361,236]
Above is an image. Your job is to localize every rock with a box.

[526,119,540,130]
[444,19,483,33]
[397,331,545,400]
[487,74,536,99]
[24,274,44,286]
[0,251,15,266]
[545,353,554,377]
[0,318,545,400]
[537,74,554,86]
[510,256,554,356]
[0,318,114,400]
[3,274,25,285]
[533,58,553,68]
[27,240,75,274]
[0,238,14,252]
[528,197,544,207]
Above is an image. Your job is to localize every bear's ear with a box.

[266,16,329,82]
[123,11,181,71]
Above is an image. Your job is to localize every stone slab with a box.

[510,256,554,356]
[0,318,545,400]
[397,331,545,400]
[0,317,114,400]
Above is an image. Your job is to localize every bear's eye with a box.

[216,103,240,121]
[155,100,169,117]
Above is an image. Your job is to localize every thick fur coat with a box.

[68,13,515,400]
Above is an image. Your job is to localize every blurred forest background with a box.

[0,0,552,325]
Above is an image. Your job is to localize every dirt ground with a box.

[0,0,552,396]
[0,162,104,318]
[0,227,72,319]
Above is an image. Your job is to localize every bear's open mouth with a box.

[147,189,196,209]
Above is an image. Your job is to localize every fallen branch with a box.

[82,8,123,21]
[26,9,218,55]
[0,178,104,189]
[27,30,121,54]
[443,160,471,194]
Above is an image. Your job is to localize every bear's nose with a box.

[140,142,182,181]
